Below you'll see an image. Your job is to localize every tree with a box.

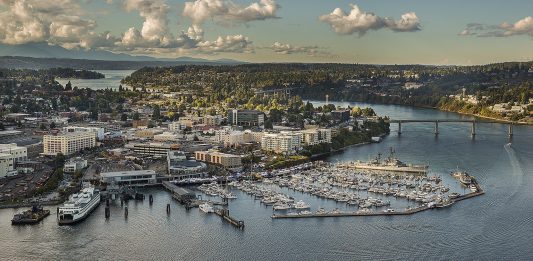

[65,81,72,91]
[121,113,128,121]
[133,112,140,120]
[40,123,47,130]
[0,122,4,130]
[50,121,56,129]
[152,105,161,120]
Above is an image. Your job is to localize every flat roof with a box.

[101,170,156,178]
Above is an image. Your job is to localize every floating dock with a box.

[215,208,245,229]
[272,179,484,219]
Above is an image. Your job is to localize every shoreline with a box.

[308,99,532,125]
[0,200,62,210]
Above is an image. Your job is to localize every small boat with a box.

[199,203,214,213]
[293,200,310,209]
[316,208,327,214]
[273,203,291,211]
[469,184,477,193]
[383,208,395,213]
[449,192,460,199]
[300,210,312,215]
[12,204,50,225]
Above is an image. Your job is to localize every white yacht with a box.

[273,203,291,211]
[293,200,310,210]
[199,203,214,213]
[57,184,100,225]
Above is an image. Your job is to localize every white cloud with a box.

[0,0,91,45]
[198,35,253,53]
[183,0,279,26]
[459,17,533,38]
[0,0,257,54]
[318,4,421,36]
[271,42,332,57]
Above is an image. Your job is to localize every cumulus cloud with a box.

[460,17,533,38]
[197,35,253,53]
[270,42,333,57]
[0,0,258,55]
[183,0,279,26]
[318,4,421,36]
[0,0,94,45]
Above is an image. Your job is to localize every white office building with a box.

[0,153,16,178]
[63,157,88,173]
[0,143,27,163]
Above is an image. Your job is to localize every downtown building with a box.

[0,143,27,178]
[42,131,96,156]
[261,132,302,155]
[227,109,265,127]
[195,150,242,171]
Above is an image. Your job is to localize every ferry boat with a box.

[344,148,428,173]
[11,204,50,225]
[57,184,100,225]
[199,203,214,213]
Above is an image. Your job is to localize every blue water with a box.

[1,100,532,260]
[56,70,134,90]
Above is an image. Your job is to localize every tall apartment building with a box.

[261,132,302,155]
[227,109,265,127]
[195,150,242,170]
[301,129,332,146]
[42,131,96,156]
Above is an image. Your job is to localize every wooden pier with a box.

[163,181,227,208]
[215,208,245,229]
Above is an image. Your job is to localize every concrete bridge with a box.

[387,119,515,138]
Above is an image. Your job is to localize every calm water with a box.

[56,70,134,90]
[1,101,533,260]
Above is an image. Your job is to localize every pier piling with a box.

[398,121,402,135]
[149,195,153,205]
[471,122,476,138]
[105,206,110,219]
[434,121,439,135]
[509,124,514,138]
[124,206,128,218]
[166,204,171,214]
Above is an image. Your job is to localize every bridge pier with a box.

[471,122,476,138]
[398,122,402,135]
[434,121,439,135]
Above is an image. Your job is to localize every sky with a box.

[1,0,533,65]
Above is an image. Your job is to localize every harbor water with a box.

[1,100,533,260]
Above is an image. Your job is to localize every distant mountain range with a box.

[0,43,244,70]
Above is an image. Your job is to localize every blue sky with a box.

[2,0,533,64]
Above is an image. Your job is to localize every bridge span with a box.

[386,119,514,138]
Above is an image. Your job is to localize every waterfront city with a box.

[1,1,533,260]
